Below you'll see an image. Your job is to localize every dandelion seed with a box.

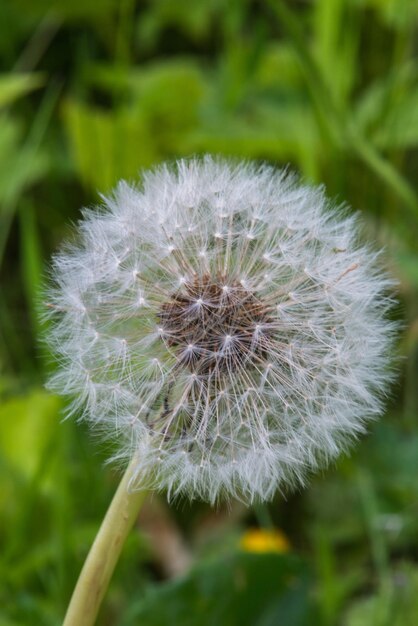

[45,156,396,504]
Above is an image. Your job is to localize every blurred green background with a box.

[1,0,418,624]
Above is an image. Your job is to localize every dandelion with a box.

[46,156,396,625]
[47,156,395,504]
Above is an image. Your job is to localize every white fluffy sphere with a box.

[46,156,396,503]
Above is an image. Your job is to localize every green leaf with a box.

[63,100,159,191]
[0,73,43,108]
[0,389,61,484]
[375,89,418,148]
[355,0,418,30]
[354,64,418,149]
[63,61,206,190]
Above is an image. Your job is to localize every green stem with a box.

[63,458,146,626]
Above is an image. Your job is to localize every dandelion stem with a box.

[63,458,145,626]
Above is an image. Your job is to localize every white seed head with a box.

[45,156,397,503]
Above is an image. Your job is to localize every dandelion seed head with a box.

[45,156,397,503]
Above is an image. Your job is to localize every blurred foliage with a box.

[121,553,316,626]
[0,0,417,624]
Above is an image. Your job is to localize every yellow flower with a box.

[239,528,290,554]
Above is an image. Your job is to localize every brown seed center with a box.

[158,274,272,374]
